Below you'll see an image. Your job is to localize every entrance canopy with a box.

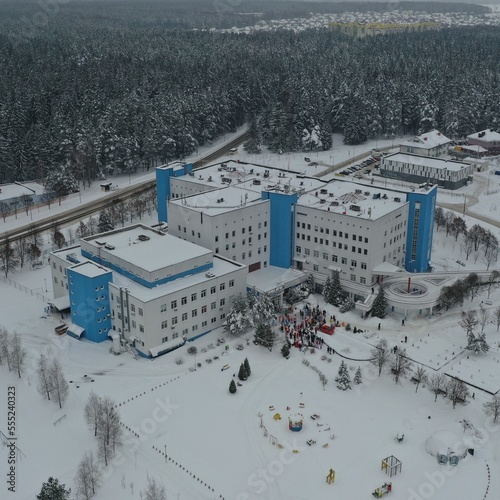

[49,296,70,311]
[247,266,307,295]
[372,262,407,276]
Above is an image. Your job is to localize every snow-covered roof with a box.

[383,153,472,173]
[0,181,45,202]
[467,129,500,142]
[49,295,70,311]
[170,186,267,216]
[176,161,325,193]
[460,145,488,153]
[400,130,451,149]
[296,180,408,220]
[149,337,186,357]
[246,266,306,294]
[372,262,406,274]
[109,255,245,302]
[69,261,111,278]
[82,225,212,273]
[156,161,189,172]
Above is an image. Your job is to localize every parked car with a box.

[304,157,311,162]
[308,161,318,166]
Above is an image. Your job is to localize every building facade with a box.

[380,153,474,190]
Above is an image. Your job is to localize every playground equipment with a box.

[425,431,470,466]
[326,469,335,484]
[395,433,405,443]
[288,414,304,432]
[372,482,392,497]
[306,439,316,446]
[273,413,281,421]
[381,456,402,477]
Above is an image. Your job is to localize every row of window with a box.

[111,281,234,314]
[296,222,369,243]
[130,313,227,337]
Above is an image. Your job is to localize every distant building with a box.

[467,129,500,155]
[329,21,440,38]
[399,130,452,158]
[380,153,474,190]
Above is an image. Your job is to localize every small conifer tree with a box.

[335,360,351,391]
[371,287,387,318]
[244,358,251,377]
[229,379,237,394]
[354,367,362,385]
[238,363,248,381]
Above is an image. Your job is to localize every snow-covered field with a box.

[1,131,500,499]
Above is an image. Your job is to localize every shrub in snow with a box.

[339,298,355,313]
[175,357,184,365]
[281,343,290,358]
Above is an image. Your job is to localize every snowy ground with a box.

[1,132,500,499]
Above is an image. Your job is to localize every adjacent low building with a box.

[380,153,474,190]
[50,224,247,357]
[399,130,452,158]
[467,129,500,155]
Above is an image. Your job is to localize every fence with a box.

[0,275,48,302]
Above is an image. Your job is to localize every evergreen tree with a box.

[229,379,237,394]
[97,210,114,233]
[250,290,275,328]
[243,118,261,154]
[37,477,71,500]
[323,276,333,304]
[354,367,362,385]
[371,287,387,318]
[238,363,248,381]
[253,323,275,351]
[244,357,251,377]
[330,271,343,307]
[335,360,351,391]
[225,293,251,336]
[281,343,290,358]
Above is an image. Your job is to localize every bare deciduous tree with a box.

[390,351,412,384]
[483,395,500,424]
[75,451,102,499]
[447,378,469,409]
[49,359,69,409]
[84,392,101,437]
[428,373,447,402]
[413,366,427,393]
[10,332,26,378]
[495,305,500,332]
[0,327,11,369]
[478,307,491,335]
[36,354,53,400]
[370,339,389,376]
[486,270,500,299]
[141,476,166,500]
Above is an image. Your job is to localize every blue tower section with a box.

[67,262,113,343]
[156,163,193,223]
[261,190,298,269]
[405,185,437,273]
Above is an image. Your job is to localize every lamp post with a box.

[164,444,167,463]
[44,278,47,293]
[463,194,466,214]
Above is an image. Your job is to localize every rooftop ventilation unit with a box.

[253,179,261,185]
[95,240,106,246]
[394,197,401,202]
[138,234,150,242]
[373,193,381,200]
[330,201,339,206]
[355,189,362,194]
[104,245,115,250]
[382,194,388,199]
[320,188,328,195]
[350,204,361,212]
